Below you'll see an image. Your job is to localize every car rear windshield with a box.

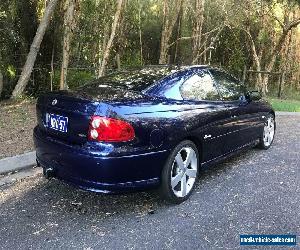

[79,67,180,92]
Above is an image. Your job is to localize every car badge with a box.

[52,99,58,106]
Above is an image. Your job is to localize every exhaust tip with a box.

[43,167,55,179]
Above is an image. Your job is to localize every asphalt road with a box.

[0,115,299,250]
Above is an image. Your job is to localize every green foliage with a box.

[19,69,95,97]
[268,98,300,112]
[7,66,16,78]
[0,0,300,100]
[52,70,94,90]
[121,51,141,68]
[267,83,300,102]
[213,28,247,76]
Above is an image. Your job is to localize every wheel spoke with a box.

[171,173,182,189]
[181,174,187,197]
[267,118,271,128]
[175,153,185,171]
[268,133,272,143]
[171,146,198,198]
[186,169,197,178]
[263,120,272,144]
[185,148,193,167]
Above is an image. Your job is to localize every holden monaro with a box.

[34,65,275,203]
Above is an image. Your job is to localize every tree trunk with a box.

[192,0,205,64]
[60,0,79,90]
[11,0,59,99]
[159,0,169,64]
[261,18,300,95]
[278,30,292,97]
[97,19,109,77]
[173,1,183,63]
[244,28,262,90]
[250,40,262,90]
[98,0,124,78]
[242,65,247,85]
[159,0,182,64]
[191,25,224,64]
[50,46,55,91]
[138,0,143,65]
[203,41,207,64]
[0,72,3,98]
[116,53,121,70]
[277,72,285,99]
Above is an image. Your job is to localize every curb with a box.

[0,151,36,175]
[0,167,42,187]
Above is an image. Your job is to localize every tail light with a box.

[88,116,135,142]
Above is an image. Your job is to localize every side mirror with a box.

[245,90,261,101]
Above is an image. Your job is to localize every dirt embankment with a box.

[0,100,36,159]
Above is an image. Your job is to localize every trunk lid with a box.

[36,91,99,145]
[36,87,147,145]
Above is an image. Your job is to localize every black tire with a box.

[258,114,276,150]
[160,140,199,204]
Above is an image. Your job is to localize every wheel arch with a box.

[270,110,275,118]
[183,136,204,164]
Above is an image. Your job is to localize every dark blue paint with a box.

[34,65,274,193]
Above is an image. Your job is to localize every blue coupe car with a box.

[34,65,275,203]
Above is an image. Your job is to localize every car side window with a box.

[180,72,220,101]
[211,70,244,101]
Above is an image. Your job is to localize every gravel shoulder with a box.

[0,115,299,249]
[0,100,36,159]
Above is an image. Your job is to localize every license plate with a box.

[46,113,68,133]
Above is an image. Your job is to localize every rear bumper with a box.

[33,127,169,193]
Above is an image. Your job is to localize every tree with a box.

[159,0,183,64]
[228,0,300,95]
[98,0,124,77]
[0,72,3,98]
[192,0,205,63]
[261,17,300,94]
[138,0,143,65]
[10,0,59,99]
[243,28,263,89]
[1,0,299,100]
[60,0,80,90]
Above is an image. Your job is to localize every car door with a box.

[210,69,261,150]
[179,70,238,162]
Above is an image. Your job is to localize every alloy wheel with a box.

[263,117,275,147]
[170,147,198,198]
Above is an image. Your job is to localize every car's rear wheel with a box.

[160,140,199,204]
[258,114,275,149]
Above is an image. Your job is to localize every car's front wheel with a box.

[160,140,199,204]
[258,114,275,149]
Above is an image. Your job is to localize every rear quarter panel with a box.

[97,98,228,164]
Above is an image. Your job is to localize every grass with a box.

[267,98,300,112]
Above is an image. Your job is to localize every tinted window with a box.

[180,72,220,101]
[211,70,244,101]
